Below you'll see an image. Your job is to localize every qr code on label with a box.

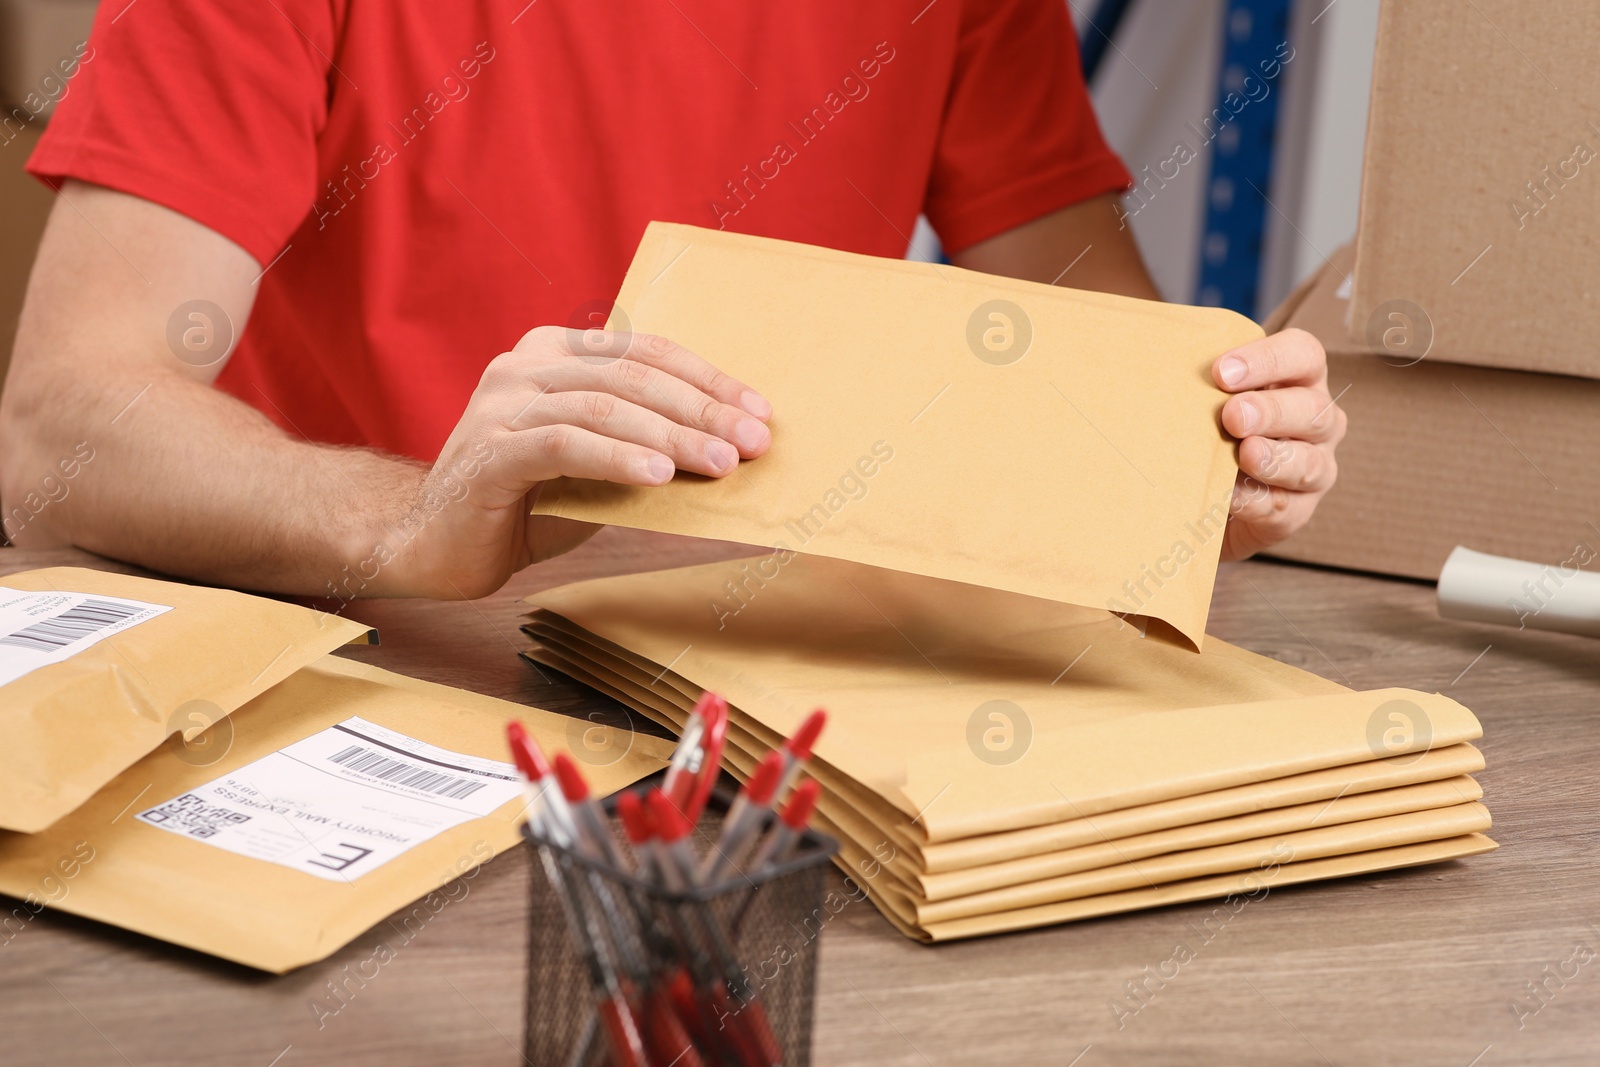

[137,793,252,839]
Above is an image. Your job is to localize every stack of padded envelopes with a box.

[520,222,1495,940]
[522,554,1494,942]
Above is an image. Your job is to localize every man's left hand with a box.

[1212,328,1345,561]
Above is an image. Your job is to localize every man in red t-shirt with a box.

[0,0,1342,599]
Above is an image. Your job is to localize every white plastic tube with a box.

[1437,545,1600,639]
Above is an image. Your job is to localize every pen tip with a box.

[782,779,821,830]
[646,788,692,843]
[748,751,783,805]
[692,690,729,725]
[617,790,653,844]
[788,708,827,760]
[506,721,551,780]
[552,752,590,802]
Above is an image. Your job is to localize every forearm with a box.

[2,183,776,603]
[0,182,428,597]
[0,352,425,597]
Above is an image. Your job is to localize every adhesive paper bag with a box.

[518,556,1494,940]
[887,834,1498,942]
[519,616,1484,870]
[525,555,1482,837]
[0,655,671,972]
[0,567,373,833]
[530,223,1263,649]
[523,613,1488,896]
[902,777,1484,908]
[521,606,1495,942]
[875,803,1492,926]
[907,744,1485,875]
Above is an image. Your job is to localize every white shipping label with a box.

[0,587,172,688]
[135,716,526,882]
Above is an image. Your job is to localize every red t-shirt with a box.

[30,0,1130,462]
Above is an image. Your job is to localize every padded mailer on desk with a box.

[525,630,1492,936]
[0,656,671,972]
[0,567,374,834]
[521,614,1486,885]
[530,222,1264,649]
[522,554,1496,941]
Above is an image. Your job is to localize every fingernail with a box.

[1218,355,1247,387]
[739,390,772,419]
[646,455,675,483]
[1234,398,1258,434]
[732,418,768,451]
[706,440,738,471]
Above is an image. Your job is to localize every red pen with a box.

[699,751,783,883]
[616,789,655,873]
[647,788,703,893]
[620,792,724,1063]
[549,753,658,1007]
[506,721,578,847]
[554,752,628,869]
[665,692,729,824]
[507,726,648,1067]
[776,709,826,800]
[729,780,822,945]
[746,779,821,873]
[649,791,783,1067]
[641,986,703,1067]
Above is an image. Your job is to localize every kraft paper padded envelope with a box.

[521,608,1485,870]
[901,799,1492,923]
[530,222,1264,649]
[915,835,1498,941]
[858,833,1499,942]
[864,802,1491,927]
[525,554,1482,840]
[0,568,373,833]
[0,654,671,972]
[908,749,1484,879]
[520,554,1493,939]
[524,623,1494,941]
[525,623,1488,901]
[524,607,1484,895]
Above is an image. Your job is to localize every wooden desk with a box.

[3,530,1597,1066]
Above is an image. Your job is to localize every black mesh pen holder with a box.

[522,791,839,1067]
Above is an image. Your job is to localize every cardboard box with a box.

[0,0,97,121]
[1263,245,1600,581]
[1350,0,1600,380]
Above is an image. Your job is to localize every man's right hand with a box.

[0,181,768,601]
[392,326,772,599]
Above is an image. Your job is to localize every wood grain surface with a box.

[2,529,1596,1066]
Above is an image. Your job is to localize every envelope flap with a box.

[531,223,1262,648]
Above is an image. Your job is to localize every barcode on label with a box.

[327,745,488,800]
[138,793,252,839]
[0,598,148,653]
